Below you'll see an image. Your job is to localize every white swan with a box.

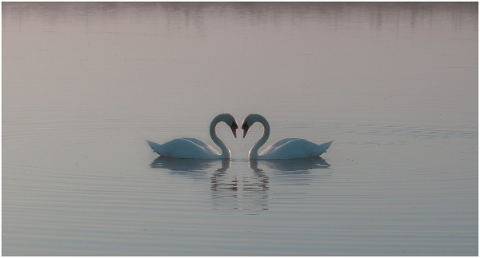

[241,114,333,160]
[147,113,238,159]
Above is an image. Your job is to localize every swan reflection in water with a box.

[249,158,332,186]
[150,157,331,214]
[150,157,230,179]
[211,159,269,213]
[249,157,330,171]
[149,157,269,213]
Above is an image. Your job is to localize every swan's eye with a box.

[242,123,249,130]
[231,122,238,129]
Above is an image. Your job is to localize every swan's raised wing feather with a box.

[316,140,333,155]
[147,140,164,154]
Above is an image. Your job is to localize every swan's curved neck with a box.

[210,115,230,158]
[249,115,270,159]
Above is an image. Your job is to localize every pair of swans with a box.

[147,113,333,160]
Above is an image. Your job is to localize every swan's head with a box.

[219,113,238,138]
[241,113,265,138]
[230,120,238,138]
[242,121,250,138]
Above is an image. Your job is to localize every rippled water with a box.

[3,2,477,255]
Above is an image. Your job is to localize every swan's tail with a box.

[147,140,164,155]
[317,140,333,156]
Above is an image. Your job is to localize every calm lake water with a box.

[3,2,478,255]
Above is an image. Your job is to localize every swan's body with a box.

[147,138,223,159]
[147,113,238,159]
[241,114,332,160]
[257,138,333,159]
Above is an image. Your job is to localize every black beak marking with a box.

[242,123,249,138]
[231,122,238,138]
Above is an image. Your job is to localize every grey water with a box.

[2,2,477,255]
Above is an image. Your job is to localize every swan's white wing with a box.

[265,138,300,149]
[260,139,332,159]
[180,138,221,156]
[180,138,210,148]
[147,138,220,159]
[260,138,314,159]
[260,138,298,156]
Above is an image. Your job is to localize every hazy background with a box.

[3,2,477,255]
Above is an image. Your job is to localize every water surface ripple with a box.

[3,2,477,255]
